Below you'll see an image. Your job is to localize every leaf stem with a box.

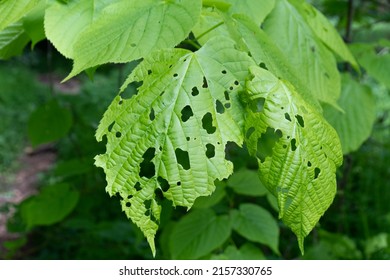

[196,21,224,41]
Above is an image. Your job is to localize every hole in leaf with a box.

[221,70,227,74]
[108,121,115,132]
[144,199,152,209]
[147,69,152,75]
[125,202,131,207]
[120,81,143,99]
[248,51,252,57]
[259,62,268,70]
[256,127,283,163]
[285,112,291,121]
[139,148,156,178]
[229,86,234,90]
[202,77,208,88]
[177,181,181,186]
[250,97,265,113]
[154,187,164,202]
[224,91,230,101]
[186,137,190,141]
[181,105,194,122]
[246,127,255,139]
[119,99,123,105]
[149,108,155,121]
[291,138,297,151]
[157,176,170,192]
[234,80,239,86]
[205,143,215,158]
[224,102,231,109]
[175,148,190,170]
[127,195,133,199]
[160,91,165,96]
[134,182,141,191]
[308,161,312,167]
[173,73,178,78]
[191,86,199,96]
[314,167,321,179]
[283,144,287,148]
[202,112,216,134]
[216,100,225,114]
[115,131,122,138]
[295,114,304,127]
[145,209,150,216]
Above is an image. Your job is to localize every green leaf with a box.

[350,42,390,89]
[169,209,231,259]
[28,100,73,147]
[67,0,202,79]
[227,168,268,196]
[193,180,226,208]
[95,37,254,255]
[231,203,279,254]
[0,22,30,59]
[22,1,45,48]
[224,0,275,25]
[0,0,41,31]
[243,66,343,253]
[20,183,79,229]
[211,243,266,260]
[262,0,341,107]
[288,0,358,69]
[323,74,376,154]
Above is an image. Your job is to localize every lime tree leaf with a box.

[0,22,30,59]
[224,0,275,25]
[22,1,45,48]
[243,66,343,253]
[227,168,268,196]
[28,99,73,147]
[323,74,376,154]
[231,203,279,254]
[169,209,231,259]
[211,243,266,260]
[67,0,201,79]
[350,42,390,89]
[95,37,255,255]
[193,180,226,208]
[20,183,79,229]
[288,0,358,69]
[0,0,41,31]
[262,0,340,107]
[192,7,227,45]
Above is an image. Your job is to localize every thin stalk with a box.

[196,21,224,41]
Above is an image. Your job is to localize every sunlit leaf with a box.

[0,0,41,31]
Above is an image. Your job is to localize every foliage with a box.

[0,0,389,259]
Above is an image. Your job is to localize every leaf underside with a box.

[243,66,343,252]
[95,37,254,255]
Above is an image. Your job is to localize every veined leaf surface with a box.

[243,66,343,252]
[0,0,41,31]
[95,37,255,255]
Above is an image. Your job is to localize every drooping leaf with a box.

[66,0,202,79]
[193,180,226,208]
[0,22,30,59]
[224,0,275,25]
[323,74,376,154]
[169,209,231,259]
[20,183,79,229]
[22,1,45,48]
[227,168,268,197]
[95,37,255,255]
[231,203,279,254]
[288,0,358,69]
[262,0,341,107]
[28,99,73,147]
[0,0,41,31]
[243,66,343,253]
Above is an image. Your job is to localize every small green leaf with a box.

[227,168,268,196]
[231,203,279,254]
[0,0,41,31]
[243,66,343,253]
[67,0,202,79]
[262,0,341,107]
[28,99,73,147]
[169,209,231,259]
[20,183,79,229]
[323,74,376,154]
[0,22,30,59]
[95,37,255,255]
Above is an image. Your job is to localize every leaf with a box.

[227,168,268,196]
[193,180,226,208]
[66,0,202,79]
[262,0,341,107]
[0,22,30,59]
[288,0,358,69]
[323,74,376,154]
[169,209,231,259]
[211,243,266,260]
[224,0,275,25]
[20,183,79,229]
[95,37,255,255]
[28,99,73,147]
[231,203,279,254]
[22,1,45,48]
[0,0,41,31]
[243,66,343,253]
